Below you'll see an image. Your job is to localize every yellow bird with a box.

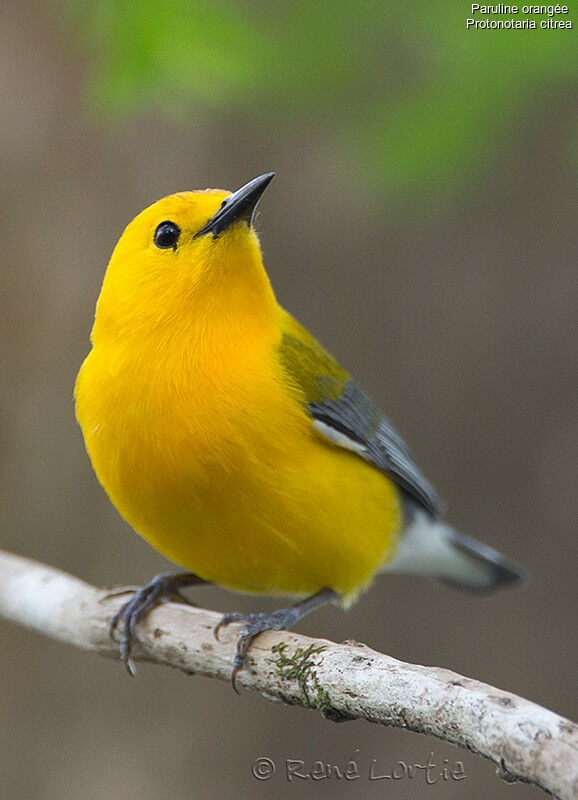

[75,174,523,687]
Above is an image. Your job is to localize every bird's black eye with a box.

[154,220,181,250]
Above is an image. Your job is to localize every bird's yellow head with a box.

[91,174,277,348]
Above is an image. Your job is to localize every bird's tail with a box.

[381,507,525,592]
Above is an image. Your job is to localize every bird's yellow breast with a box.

[76,330,402,603]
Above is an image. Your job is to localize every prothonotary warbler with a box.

[75,173,524,687]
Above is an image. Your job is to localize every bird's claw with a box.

[102,585,141,601]
[213,611,249,641]
[108,574,199,675]
[214,608,297,692]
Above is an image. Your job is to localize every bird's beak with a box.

[194,172,275,239]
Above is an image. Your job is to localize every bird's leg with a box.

[108,572,209,676]
[214,588,338,692]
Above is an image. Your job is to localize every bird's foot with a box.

[108,572,206,676]
[214,588,338,693]
[214,607,300,693]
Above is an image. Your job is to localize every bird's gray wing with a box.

[278,311,441,517]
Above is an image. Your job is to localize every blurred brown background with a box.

[1,2,576,799]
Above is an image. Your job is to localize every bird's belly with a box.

[94,427,401,600]
[77,354,402,600]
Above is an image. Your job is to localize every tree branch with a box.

[0,549,575,799]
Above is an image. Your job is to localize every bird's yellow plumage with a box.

[75,174,522,681]
[75,185,401,603]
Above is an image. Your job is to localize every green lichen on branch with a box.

[272,641,331,713]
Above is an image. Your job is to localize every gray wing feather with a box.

[310,381,441,517]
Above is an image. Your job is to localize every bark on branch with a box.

[0,549,576,799]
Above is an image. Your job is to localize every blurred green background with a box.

[1,1,576,798]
